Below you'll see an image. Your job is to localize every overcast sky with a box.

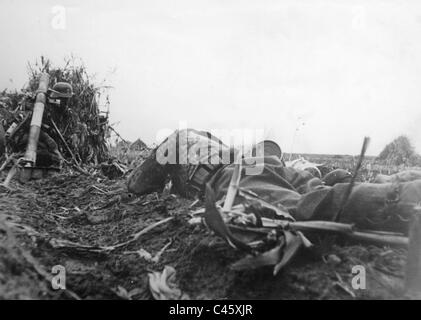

[1,0,421,155]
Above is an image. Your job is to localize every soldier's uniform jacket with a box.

[128,129,421,234]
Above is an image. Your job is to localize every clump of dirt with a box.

[0,170,411,300]
[0,217,55,299]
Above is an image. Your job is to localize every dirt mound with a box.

[0,168,411,300]
[0,218,51,299]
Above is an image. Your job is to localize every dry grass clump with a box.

[25,56,111,164]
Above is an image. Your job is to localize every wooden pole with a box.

[336,137,370,221]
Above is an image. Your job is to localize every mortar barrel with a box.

[23,73,50,166]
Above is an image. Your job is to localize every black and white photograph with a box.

[0,0,421,304]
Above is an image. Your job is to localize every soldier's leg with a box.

[310,180,421,234]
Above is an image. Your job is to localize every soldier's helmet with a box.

[252,140,283,159]
[322,169,352,186]
[304,166,322,178]
[49,82,73,99]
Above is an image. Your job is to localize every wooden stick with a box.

[105,216,174,250]
[1,163,18,189]
[350,230,408,247]
[227,218,408,247]
[223,153,243,212]
[0,153,19,172]
[336,137,370,221]
[109,125,129,144]
[288,221,354,233]
[50,119,90,175]
[49,217,174,254]
[91,185,108,194]
[50,119,79,165]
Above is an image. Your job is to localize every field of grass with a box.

[286,153,421,182]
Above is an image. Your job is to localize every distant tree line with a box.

[377,135,421,166]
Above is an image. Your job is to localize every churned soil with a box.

[0,170,409,300]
